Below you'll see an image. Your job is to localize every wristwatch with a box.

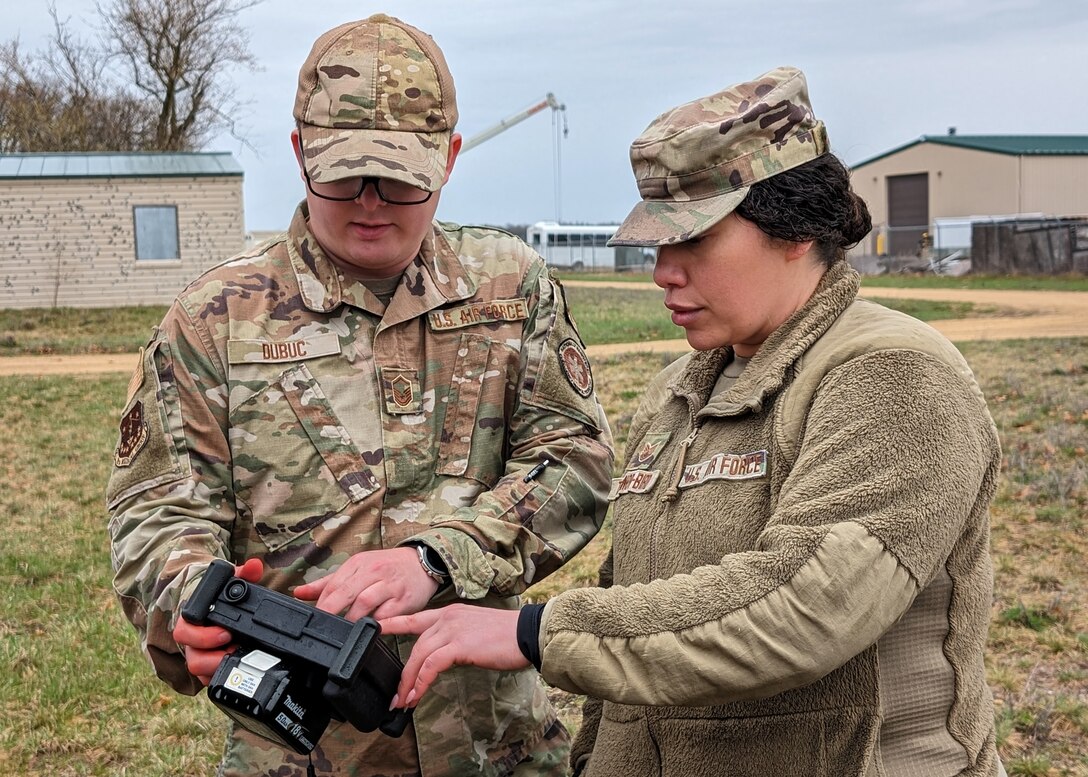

[411,543,450,588]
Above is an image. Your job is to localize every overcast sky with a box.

[9,0,1088,232]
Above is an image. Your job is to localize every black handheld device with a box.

[181,559,411,753]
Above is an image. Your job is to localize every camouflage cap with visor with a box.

[294,14,457,193]
[609,66,829,247]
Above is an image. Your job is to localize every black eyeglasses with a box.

[297,136,434,205]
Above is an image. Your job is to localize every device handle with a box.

[179,559,236,624]
[328,617,380,686]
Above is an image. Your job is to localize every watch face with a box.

[416,544,449,581]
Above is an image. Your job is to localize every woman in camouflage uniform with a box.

[384,67,1006,777]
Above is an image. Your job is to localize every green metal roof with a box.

[0,151,244,179]
[850,135,1088,170]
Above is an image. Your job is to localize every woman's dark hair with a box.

[734,153,871,266]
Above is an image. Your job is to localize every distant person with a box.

[106,13,613,777]
[381,66,1007,777]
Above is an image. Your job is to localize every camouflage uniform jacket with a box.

[107,204,614,777]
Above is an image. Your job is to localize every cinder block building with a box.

[0,152,244,309]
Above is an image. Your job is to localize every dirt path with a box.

[0,352,140,377]
[2,285,1086,376]
[577,283,1088,358]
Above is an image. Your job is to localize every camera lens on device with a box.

[225,580,249,603]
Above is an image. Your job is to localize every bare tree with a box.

[0,0,260,153]
[0,6,154,152]
[99,0,261,151]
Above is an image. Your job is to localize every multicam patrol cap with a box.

[293,14,458,192]
[609,66,829,247]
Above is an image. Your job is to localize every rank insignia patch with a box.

[630,432,672,470]
[391,375,414,409]
[558,338,593,397]
[115,401,150,467]
[380,367,423,415]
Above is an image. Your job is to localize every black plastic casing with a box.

[181,559,411,740]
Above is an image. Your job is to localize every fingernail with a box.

[406,689,416,706]
[389,693,399,711]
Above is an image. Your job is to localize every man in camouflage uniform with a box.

[107,14,613,777]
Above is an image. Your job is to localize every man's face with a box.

[291,130,461,279]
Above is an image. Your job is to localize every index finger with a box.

[379,611,449,706]
[379,610,439,636]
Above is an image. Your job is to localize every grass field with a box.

[0,306,168,356]
[1,291,1086,774]
[2,287,986,356]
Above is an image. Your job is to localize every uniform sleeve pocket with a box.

[521,278,601,432]
[436,333,504,487]
[230,363,379,550]
[106,340,191,509]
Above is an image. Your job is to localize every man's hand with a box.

[293,547,438,621]
[380,605,526,708]
[173,558,263,686]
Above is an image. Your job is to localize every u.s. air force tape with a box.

[428,298,529,331]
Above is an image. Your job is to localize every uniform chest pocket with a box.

[230,363,380,550]
[435,333,512,488]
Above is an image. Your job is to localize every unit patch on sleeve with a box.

[679,450,768,489]
[114,400,150,467]
[557,338,593,397]
[428,298,529,331]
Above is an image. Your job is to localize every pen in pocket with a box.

[523,458,552,483]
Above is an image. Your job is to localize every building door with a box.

[887,173,929,256]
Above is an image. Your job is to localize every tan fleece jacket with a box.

[540,261,1003,777]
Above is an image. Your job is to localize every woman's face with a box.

[653,213,823,355]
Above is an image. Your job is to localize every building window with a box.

[133,205,180,260]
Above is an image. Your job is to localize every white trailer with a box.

[525,221,655,272]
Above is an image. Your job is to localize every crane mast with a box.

[460,93,567,153]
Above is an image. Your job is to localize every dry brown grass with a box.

[965,340,1088,775]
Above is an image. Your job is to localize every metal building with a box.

[848,135,1088,259]
[0,152,244,309]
